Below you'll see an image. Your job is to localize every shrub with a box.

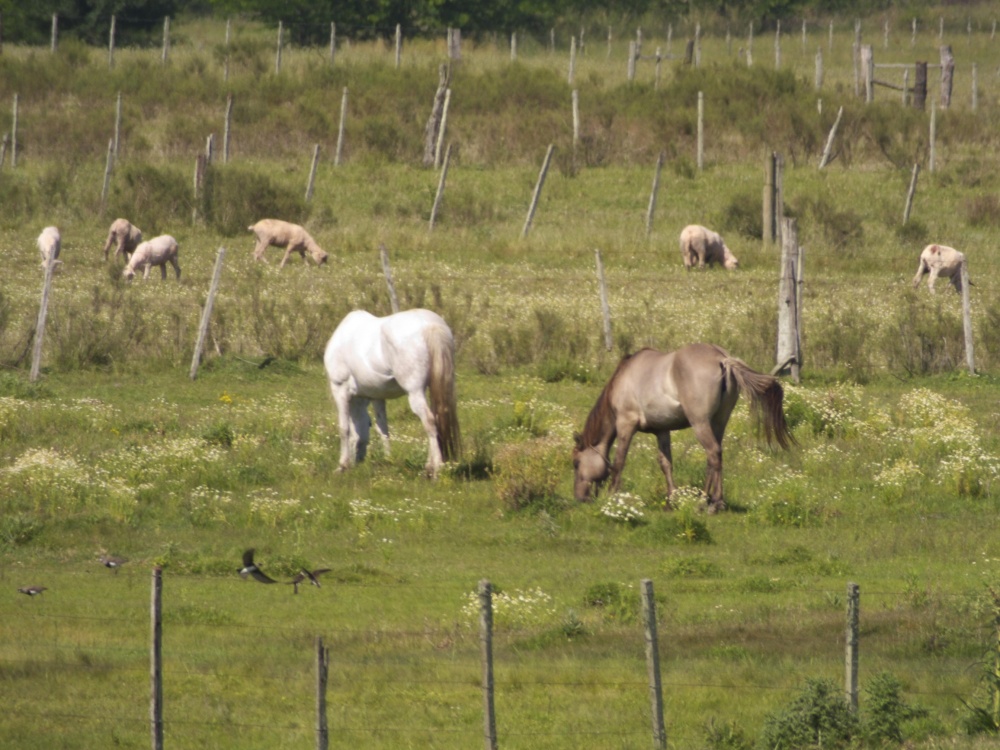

[582,581,640,623]
[108,163,192,235]
[964,194,1000,228]
[757,678,858,750]
[491,438,565,513]
[719,191,763,239]
[201,164,307,236]
[880,291,965,376]
[862,671,927,743]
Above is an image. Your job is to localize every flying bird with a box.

[100,555,127,573]
[288,568,331,594]
[238,549,278,584]
[18,586,47,596]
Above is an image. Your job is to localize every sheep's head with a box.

[122,267,136,281]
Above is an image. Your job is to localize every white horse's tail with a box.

[425,325,461,462]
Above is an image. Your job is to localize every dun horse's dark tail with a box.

[425,325,462,462]
[723,358,795,450]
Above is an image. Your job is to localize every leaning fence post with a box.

[113,91,122,158]
[845,582,859,712]
[100,138,114,216]
[961,260,975,375]
[818,106,843,169]
[696,91,704,171]
[641,579,667,749]
[646,151,665,238]
[379,243,400,314]
[161,16,170,65]
[428,142,452,232]
[190,247,226,380]
[521,144,554,239]
[305,144,320,202]
[595,249,613,352]
[903,163,920,223]
[223,93,233,164]
[316,636,329,750]
[108,14,116,68]
[434,88,451,170]
[30,252,57,383]
[335,88,348,167]
[150,566,164,750]
[479,580,498,750]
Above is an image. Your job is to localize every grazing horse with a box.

[323,309,460,477]
[572,343,793,512]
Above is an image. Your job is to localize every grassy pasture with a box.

[2,9,1000,749]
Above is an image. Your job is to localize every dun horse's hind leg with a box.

[654,431,678,506]
[691,422,725,513]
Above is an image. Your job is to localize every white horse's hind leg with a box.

[331,389,357,470]
[350,398,372,464]
[372,400,391,457]
[407,390,443,476]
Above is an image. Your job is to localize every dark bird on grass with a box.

[288,568,331,594]
[18,586,47,596]
[100,555,127,573]
[238,549,278,584]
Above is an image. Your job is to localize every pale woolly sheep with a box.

[123,235,180,281]
[912,243,967,294]
[37,226,62,269]
[679,224,739,270]
[103,218,143,261]
[248,219,328,268]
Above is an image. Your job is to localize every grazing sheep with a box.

[679,224,739,270]
[912,243,966,294]
[37,226,61,269]
[248,219,328,268]
[102,218,143,261]
[123,235,180,281]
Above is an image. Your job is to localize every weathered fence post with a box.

[434,89,451,170]
[100,138,114,215]
[113,91,122,158]
[815,47,824,90]
[224,18,231,83]
[108,15,116,68]
[568,36,576,84]
[379,243,400,314]
[223,93,233,164]
[818,106,843,169]
[11,93,17,168]
[51,13,58,53]
[641,579,667,750]
[30,253,57,383]
[423,64,450,168]
[763,151,777,243]
[627,41,637,80]
[305,144,320,202]
[571,89,580,157]
[595,249,613,352]
[510,32,517,62]
[394,23,402,69]
[913,61,928,109]
[161,16,170,65]
[275,21,283,74]
[972,63,978,112]
[193,153,206,222]
[521,144,554,238]
[150,566,164,750]
[335,88,348,166]
[929,102,937,173]
[845,582,860,712]
[903,163,920,223]
[190,247,226,380]
[696,91,704,171]
[861,44,874,102]
[776,218,801,383]
[940,45,954,107]
[316,637,329,750]
[0,134,8,169]
[329,23,336,66]
[646,151,665,238]
[774,20,781,69]
[479,580,498,750]
[428,142,452,232]
[961,260,975,375]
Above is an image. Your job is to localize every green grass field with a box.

[3,9,1000,749]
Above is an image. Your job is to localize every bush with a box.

[582,581,640,624]
[863,671,926,743]
[108,163,192,235]
[757,678,858,750]
[491,438,565,513]
[201,164,307,237]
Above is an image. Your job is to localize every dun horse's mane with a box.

[577,349,653,449]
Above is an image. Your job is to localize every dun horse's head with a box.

[572,434,610,502]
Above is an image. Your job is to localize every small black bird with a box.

[18,586,47,596]
[238,549,278,584]
[288,568,331,594]
[100,555,127,573]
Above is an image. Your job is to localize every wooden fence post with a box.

[113,91,122,158]
[434,89,451,170]
[913,61,928,109]
[961,260,975,375]
[305,144,320,202]
[641,579,667,750]
[815,47,824,90]
[428,142,452,232]
[627,41,636,80]
[224,18,231,83]
[335,88,348,167]
[150,566,164,750]
[568,36,577,84]
[30,253,57,383]
[646,151,664,238]
[763,151,776,243]
[223,93,233,164]
[521,144,554,238]
[903,163,920,223]
[776,218,801,383]
[51,13,58,53]
[190,248,226,380]
[379,244,400,314]
[275,21,283,74]
[100,138,114,215]
[11,93,17,168]
[316,636,329,750]
[845,582,860,712]
[595,249,613,352]
[939,45,954,108]
[161,16,170,65]
[479,580,498,750]
[571,89,580,158]
[0,133,7,169]
[861,44,874,102]
[394,24,402,69]
[329,23,336,66]
[972,63,978,112]
[818,106,843,169]
[774,20,781,69]
[929,102,936,173]
[510,32,517,62]
[696,91,704,171]
[108,15,116,69]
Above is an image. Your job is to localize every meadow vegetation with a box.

[2,8,1000,749]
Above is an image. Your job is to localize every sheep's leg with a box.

[171,258,181,280]
[927,267,940,294]
[143,264,152,280]
[160,263,168,280]
[279,246,296,269]
[253,238,271,262]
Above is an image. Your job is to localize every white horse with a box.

[323,309,461,477]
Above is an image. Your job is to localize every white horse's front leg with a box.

[372,400,390,457]
[407,391,442,477]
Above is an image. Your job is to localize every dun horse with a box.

[324,309,460,477]
[573,343,793,512]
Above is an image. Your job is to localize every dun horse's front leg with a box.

[608,426,637,494]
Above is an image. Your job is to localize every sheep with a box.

[248,219,328,268]
[37,226,62,269]
[679,224,739,270]
[102,218,143,262]
[123,235,180,281]
[912,243,967,294]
